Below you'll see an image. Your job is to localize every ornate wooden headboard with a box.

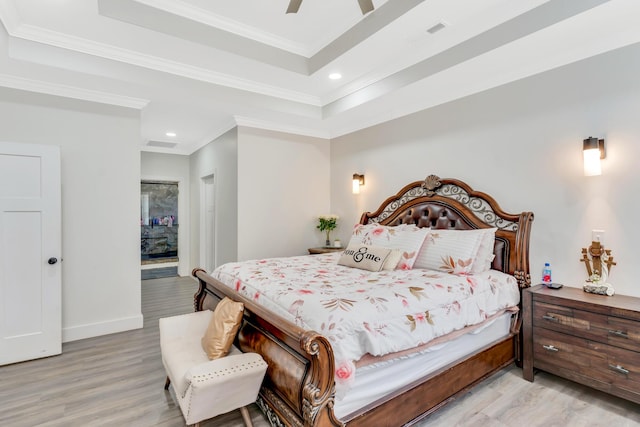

[360,175,534,288]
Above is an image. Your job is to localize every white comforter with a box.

[211,253,519,398]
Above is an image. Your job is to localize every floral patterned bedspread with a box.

[211,252,520,399]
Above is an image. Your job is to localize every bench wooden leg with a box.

[164,376,171,390]
[240,406,253,427]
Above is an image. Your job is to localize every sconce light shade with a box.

[583,137,605,176]
[352,173,365,194]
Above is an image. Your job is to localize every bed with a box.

[193,175,533,427]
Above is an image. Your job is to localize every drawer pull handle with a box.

[608,330,629,339]
[609,364,630,375]
[542,315,559,323]
[543,344,559,352]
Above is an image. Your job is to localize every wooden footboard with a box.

[193,268,342,427]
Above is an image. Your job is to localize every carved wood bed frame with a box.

[193,175,534,427]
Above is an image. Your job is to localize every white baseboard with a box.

[62,314,144,343]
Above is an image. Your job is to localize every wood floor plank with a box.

[1,276,638,427]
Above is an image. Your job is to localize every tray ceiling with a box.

[0,0,639,154]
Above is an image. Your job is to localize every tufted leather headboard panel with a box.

[383,202,508,272]
[359,175,533,288]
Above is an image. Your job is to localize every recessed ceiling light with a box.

[329,73,342,80]
[165,132,177,137]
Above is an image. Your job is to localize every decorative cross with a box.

[580,240,616,281]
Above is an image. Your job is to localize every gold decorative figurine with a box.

[580,240,616,295]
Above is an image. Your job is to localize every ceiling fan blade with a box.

[286,0,303,13]
[358,0,374,14]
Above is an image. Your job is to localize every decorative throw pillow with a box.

[348,223,430,270]
[338,244,392,272]
[413,229,484,275]
[201,297,244,360]
[470,228,497,274]
[382,249,403,271]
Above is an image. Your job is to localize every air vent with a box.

[147,140,178,149]
[427,21,448,34]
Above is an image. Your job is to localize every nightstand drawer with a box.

[533,301,640,352]
[533,327,640,403]
[532,327,603,377]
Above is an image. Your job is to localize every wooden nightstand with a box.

[523,284,640,404]
[308,247,344,254]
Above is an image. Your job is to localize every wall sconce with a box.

[583,137,605,176]
[352,173,365,194]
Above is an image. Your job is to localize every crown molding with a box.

[0,1,398,110]
[0,0,20,34]
[133,0,313,57]
[141,117,238,155]
[142,115,332,156]
[0,73,149,109]
[234,115,330,139]
[192,118,239,153]
[140,144,193,156]
[6,23,322,107]
[107,0,402,74]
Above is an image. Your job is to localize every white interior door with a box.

[0,141,61,365]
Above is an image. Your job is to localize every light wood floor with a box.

[1,277,638,427]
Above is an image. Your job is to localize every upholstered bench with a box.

[160,309,267,427]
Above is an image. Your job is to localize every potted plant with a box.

[317,215,338,247]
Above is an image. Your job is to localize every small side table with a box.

[522,284,640,404]
[308,247,344,254]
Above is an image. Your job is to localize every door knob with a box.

[48,257,58,265]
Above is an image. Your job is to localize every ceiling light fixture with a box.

[165,132,176,137]
[329,73,342,80]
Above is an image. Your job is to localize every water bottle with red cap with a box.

[542,262,552,284]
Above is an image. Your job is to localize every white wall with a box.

[0,88,142,341]
[237,127,331,260]
[140,152,190,276]
[331,43,640,298]
[190,128,238,270]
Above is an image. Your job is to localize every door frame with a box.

[199,172,217,272]
[140,175,189,277]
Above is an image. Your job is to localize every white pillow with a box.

[471,228,497,274]
[348,223,430,270]
[337,244,392,272]
[413,229,485,275]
